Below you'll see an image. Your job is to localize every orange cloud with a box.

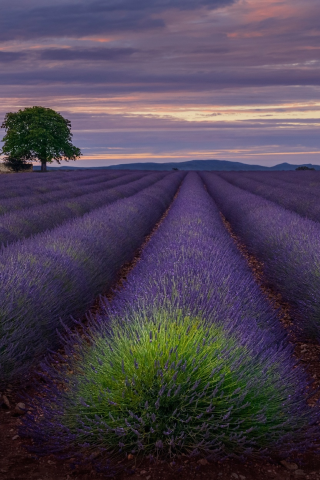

[244,0,298,23]
[227,32,263,38]
[78,150,320,162]
[81,37,114,43]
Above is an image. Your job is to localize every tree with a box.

[1,106,81,172]
[295,166,315,171]
[3,156,32,172]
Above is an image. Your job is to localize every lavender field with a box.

[1,170,320,473]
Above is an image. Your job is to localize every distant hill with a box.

[33,160,320,171]
[105,160,320,171]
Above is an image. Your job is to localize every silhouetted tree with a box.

[3,156,32,172]
[295,166,315,171]
[1,106,81,172]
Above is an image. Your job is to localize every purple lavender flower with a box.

[201,171,320,340]
[21,172,319,468]
[0,172,184,386]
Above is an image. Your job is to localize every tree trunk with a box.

[41,161,47,172]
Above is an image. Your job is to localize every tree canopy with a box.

[1,106,81,172]
[295,166,315,171]
[3,156,32,172]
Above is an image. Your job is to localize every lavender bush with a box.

[0,172,167,245]
[0,169,120,199]
[0,171,137,215]
[218,171,320,223]
[231,171,320,189]
[0,172,184,386]
[23,173,318,466]
[249,170,320,188]
[202,172,320,340]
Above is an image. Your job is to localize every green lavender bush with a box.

[57,311,303,458]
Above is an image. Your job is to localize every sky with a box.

[0,0,320,167]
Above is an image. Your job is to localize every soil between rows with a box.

[220,214,320,406]
[1,191,320,480]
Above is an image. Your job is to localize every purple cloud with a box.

[39,47,138,61]
[0,0,236,40]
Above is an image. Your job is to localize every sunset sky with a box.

[0,0,320,167]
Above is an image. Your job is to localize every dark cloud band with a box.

[0,0,235,41]
[0,51,25,62]
[39,47,137,61]
[0,66,319,90]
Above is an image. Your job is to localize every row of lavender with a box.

[222,171,320,198]
[0,172,166,246]
[0,170,137,215]
[249,170,320,187]
[24,173,317,467]
[218,171,320,223]
[0,172,184,386]
[236,170,320,189]
[0,169,123,199]
[201,172,320,340]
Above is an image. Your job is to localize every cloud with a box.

[0,0,236,41]
[0,65,319,91]
[0,51,25,62]
[0,0,319,167]
[39,47,138,61]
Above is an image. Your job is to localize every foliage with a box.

[0,172,161,245]
[22,173,317,467]
[3,156,32,172]
[0,170,124,206]
[217,171,320,223]
[296,166,315,170]
[202,172,320,340]
[0,172,184,386]
[54,311,302,458]
[1,106,81,171]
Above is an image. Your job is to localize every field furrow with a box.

[0,170,127,199]
[23,172,317,467]
[218,171,320,222]
[0,171,184,386]
[201,172,320,341]
[0,171,139,215]
[0,172,167,246]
